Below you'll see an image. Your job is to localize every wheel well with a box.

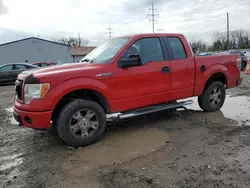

[204,72,227,90]
[51,89,110,125]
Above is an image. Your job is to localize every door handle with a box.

[161,66,170,73]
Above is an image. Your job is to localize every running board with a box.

[106,100,193,121]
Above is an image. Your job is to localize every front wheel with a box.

[198,81,226,112]
[56,99,106,147]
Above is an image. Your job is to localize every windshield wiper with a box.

[81,58,90,62]
[80,59,94,63]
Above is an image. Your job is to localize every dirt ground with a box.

[1,74,250,188]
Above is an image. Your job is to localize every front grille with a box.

[15,80,23,101]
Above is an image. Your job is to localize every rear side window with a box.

[15,65,26,70]
[168,37,187,60]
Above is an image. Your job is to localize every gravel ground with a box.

[0,74,250,188]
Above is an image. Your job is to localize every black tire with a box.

[198,96,204,110]
[241,61,247,71]
[198,81,226,112]
[56,99,106,147]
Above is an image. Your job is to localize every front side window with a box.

[124,37,164,65]
[168,37,187,60]
[80,37,130,64]
[0,65,13,71]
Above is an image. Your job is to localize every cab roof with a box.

[118,33,184,38]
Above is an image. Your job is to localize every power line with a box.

[107,25,113,39]
[147,3,159,33]
[157,8,248,24]
[157,13,225,23]
[164,0,250,13]
[120,5,248,26]
[166,2,250,15]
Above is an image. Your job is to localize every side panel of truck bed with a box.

[194,54,240,96]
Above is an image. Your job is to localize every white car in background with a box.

[242,50,250,58]
[198,52,214,56]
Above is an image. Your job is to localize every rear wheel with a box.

[198,81,226,112]
[241,61,247,71]
[56,99,106,147]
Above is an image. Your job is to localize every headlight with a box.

[24,83,50,104]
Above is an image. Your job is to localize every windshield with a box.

[80,37,130,64]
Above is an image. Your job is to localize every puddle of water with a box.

[63,127,169,171]
[185,96,250,126]
[0,157,23,171]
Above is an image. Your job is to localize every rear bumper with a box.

[227,75,242,89]
[13,107,52,129]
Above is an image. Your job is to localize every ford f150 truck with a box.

[13,33,242,147]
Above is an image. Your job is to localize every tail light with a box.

[246,58,250,72]
[236,58,241,70]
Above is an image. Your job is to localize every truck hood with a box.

[22,63,97,77]
[19,63,103,84]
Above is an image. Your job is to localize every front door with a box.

[111,37,172,112]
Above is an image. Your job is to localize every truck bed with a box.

[194,54,241,96]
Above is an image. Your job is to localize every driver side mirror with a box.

[118,54,142,68]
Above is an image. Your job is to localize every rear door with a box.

[164,37,195,99]
[0,65,14,83]
[113,37,172,112]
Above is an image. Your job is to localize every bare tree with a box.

[235,30,244,48]
[229,31,236,49]
[212,29,250,51]
[190,40,208,54]
[58,34,89,47]
[212,32,227,51]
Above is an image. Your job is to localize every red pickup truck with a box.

[13,33,242,147]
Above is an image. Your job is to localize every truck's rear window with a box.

[168,37,187,60]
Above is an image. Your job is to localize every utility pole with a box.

[107,25,113,39]
[226,12,230,50]
[78,32,81,46]
[147,3,159,33]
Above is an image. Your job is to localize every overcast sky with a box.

[0,0,249,45]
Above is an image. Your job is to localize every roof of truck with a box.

[119,33,184,38]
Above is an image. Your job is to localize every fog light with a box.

[24,116,32,124]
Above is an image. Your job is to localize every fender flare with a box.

[48,78,111,110]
